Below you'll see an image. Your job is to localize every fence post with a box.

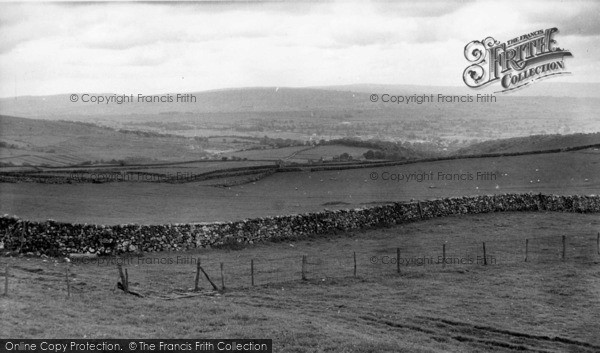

[65,266,71,298]
[525,239,529,262]
[442,244,446,268]
[353,252,357,278]
[417,202,423,219]
[482,242,487,266]
[251,259,255,286]
[562,235,566,261]
[597,232,599,255]
[117,264,128,292]
[220,262,225,291]
[301,255,307,281]
[194,259,201,291]
[4,263,8,297]
[396,247,400,274]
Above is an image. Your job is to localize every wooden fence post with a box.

[117,264,128,292]
[562,235,566,261]
[220,262,225,291]
[396,247,400,274]
[301,255,307,280]
[417,202,423,219]
[442,244,446,268]
[251,259,255,286]
[525,239,529,262]
[194,259,201,291]
[65,266,71,298]
[597,232,599,255]
[482,242,487,266]
[353,252,357,278]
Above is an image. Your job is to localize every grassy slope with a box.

[1,212,599,352]
[224,145,375,162]
[222,146,310,160]
[290,145,373,161]
[2,89,600,148]
[1,149,597,224]
[0,115,209,166]
[34,160,274,178]
[455,133,600,155]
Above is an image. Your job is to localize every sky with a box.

[0,0,599,97]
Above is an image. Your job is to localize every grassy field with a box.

[223,146,311,161]
[1,212,599,352]
[456,134,600,155]
[287,145,372,162]
[32,160,275,178]
[0,115,215,166]
[1,149,597,224]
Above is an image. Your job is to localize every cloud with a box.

[370,0,473,18]
[522,1,600,36]
[554,6,600,36]
[0,4,60,54]
[0,0,598,97]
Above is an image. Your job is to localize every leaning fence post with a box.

[417,202,423,219]
[199,265,219,291]
[353,252,357,278]
[562,235,566,261]
[301,255,307,280]
[396,247,400,274]
[525,239,529,262]
[482,242,487,266]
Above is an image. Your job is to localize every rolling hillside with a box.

[1,86,599,149]
[0,115,208,166]
[455,133,600,155]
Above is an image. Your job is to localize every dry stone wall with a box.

[1,193,598,256]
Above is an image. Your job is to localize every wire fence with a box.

[2,232,599,298]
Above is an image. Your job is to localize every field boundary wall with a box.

[1,193,598,256]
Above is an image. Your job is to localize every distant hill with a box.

[454,133,600,155]
[1,85,599,158]
[0,88,369,118]
[315,82,600,98]
[1,84,599,119]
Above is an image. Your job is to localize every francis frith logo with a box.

[463,28,572,92]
